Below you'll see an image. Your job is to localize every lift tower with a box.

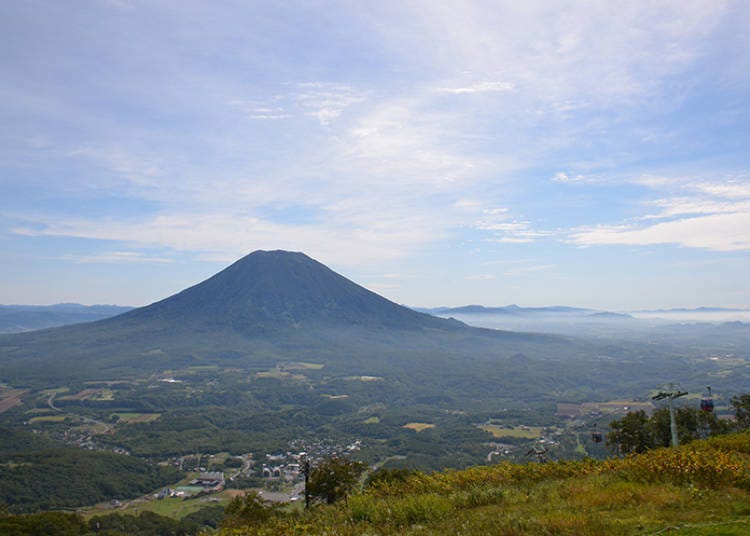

[652,383,688,447]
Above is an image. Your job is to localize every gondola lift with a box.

[700,386,714,413]
[591,427,603,444]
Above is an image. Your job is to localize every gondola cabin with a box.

[700,386,714,412]
[592,431,603,443]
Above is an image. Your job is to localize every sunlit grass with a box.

[210,432,750,535]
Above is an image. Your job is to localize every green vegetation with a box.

[0,427,181,513]
[211,432,750,535]
[0,506,225,536]
[307,456,365,505]
[608,407,732,454]
[118,495,229,520]
[221,492,277,529]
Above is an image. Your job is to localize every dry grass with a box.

[403,422,435,432]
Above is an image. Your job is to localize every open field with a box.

[479,424,543,439]
[556,399,654,418]
[120,491,232,519]
[29,415,67,423]
[187,365,221,372]
[111,412,161,424]
[403,422,435,432]
[59,388,115,401]
[284,361,324,370]
[0,389,27,413]
[25,408,56,414]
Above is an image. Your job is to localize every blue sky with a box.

[2,1,749,310]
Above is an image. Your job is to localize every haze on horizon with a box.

[1,1,749,311]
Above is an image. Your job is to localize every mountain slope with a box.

[117,250,463,332]
[0,251,557,384]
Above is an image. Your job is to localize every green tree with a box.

[731,394,750,430]
[650,407,730,447]
[221,491,275,528]
[307,456,365,505]
[365,467,415,489]
[607,410,654,455]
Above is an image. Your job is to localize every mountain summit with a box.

[119,250,459,332]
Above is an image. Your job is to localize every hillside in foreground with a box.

[217,432,750,536]
[2,432,750,535]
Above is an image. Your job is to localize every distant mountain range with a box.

[0,303,133,334]
[415,304,632,319]
[417,304,750,319]
[633,307,750,313]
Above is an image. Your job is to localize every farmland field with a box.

[403,422,435,432]
[60,388,115,401]
[111,412,161,424]
[0,389,27,413]
[479,424,543,439]
[28,415,67,423]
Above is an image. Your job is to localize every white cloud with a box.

[643,197,750,220]
[369,0,728,110]
[475,209,553,243]
[231,83,366,125]
[691,180,750,199]
[552,171,595,183]
[437,81,515,94]
[570,212,750,251]
[11,210,440,267]
[569,178,750,251]
[293,83,366,125]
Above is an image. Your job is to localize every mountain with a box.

[0,250,553,385]
[586,311,635,320]
[0,304,132,334]
[117,250,464,332]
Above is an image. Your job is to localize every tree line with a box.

[607,394,750,455]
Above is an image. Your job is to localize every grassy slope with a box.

[213,432,750,535]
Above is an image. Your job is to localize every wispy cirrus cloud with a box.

[475,208,553,244]
[569,178,750,251]
[570,213,750,252]
[11,208,442,267]
[436,81,515,94]
[551,171,595,183]
[230,83,365,125]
